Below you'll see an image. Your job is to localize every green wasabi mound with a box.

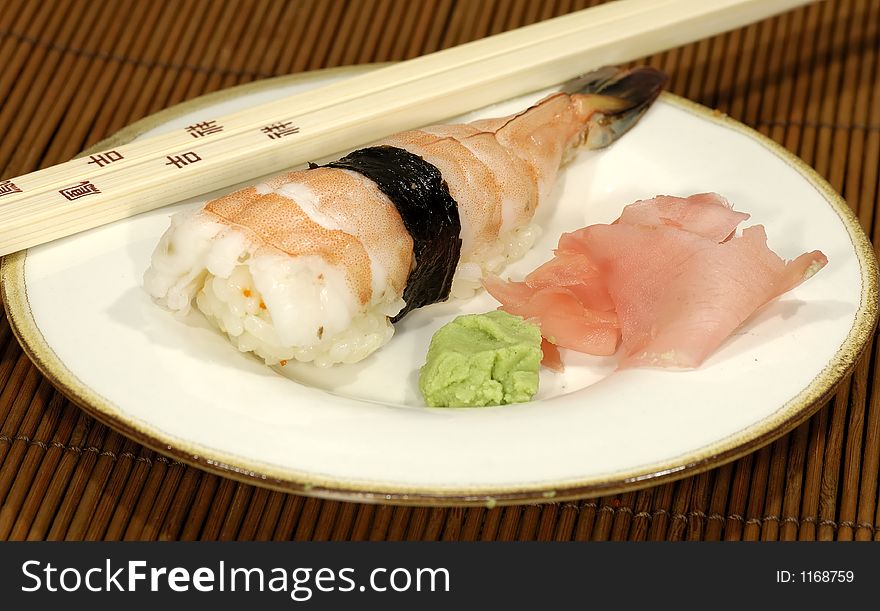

[419,311,543,407]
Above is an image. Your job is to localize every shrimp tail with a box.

[564,66,668,150]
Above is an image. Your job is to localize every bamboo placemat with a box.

[1,0,878,541]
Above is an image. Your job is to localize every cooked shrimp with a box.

[144,65,667,366]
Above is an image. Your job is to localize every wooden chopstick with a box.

[0,0,818,257]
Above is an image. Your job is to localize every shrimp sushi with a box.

[144,66,667,367]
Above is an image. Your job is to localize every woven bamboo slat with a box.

[0,0,878,541]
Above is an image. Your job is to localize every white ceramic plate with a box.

[3,67,876,506]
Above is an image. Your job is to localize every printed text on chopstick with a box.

[1,119,302,205]
[59,181,101,201]
[87,151,124,168]
[186,121,224,138]
[165,152,203,169]
[0,181,22,198]
[261,121,300,139]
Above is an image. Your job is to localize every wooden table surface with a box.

[1,0,879,541]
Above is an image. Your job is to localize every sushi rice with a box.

[144,203,540,368]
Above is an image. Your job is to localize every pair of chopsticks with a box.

[0,0,818,257]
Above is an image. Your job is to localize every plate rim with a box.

[2,66,877,507]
